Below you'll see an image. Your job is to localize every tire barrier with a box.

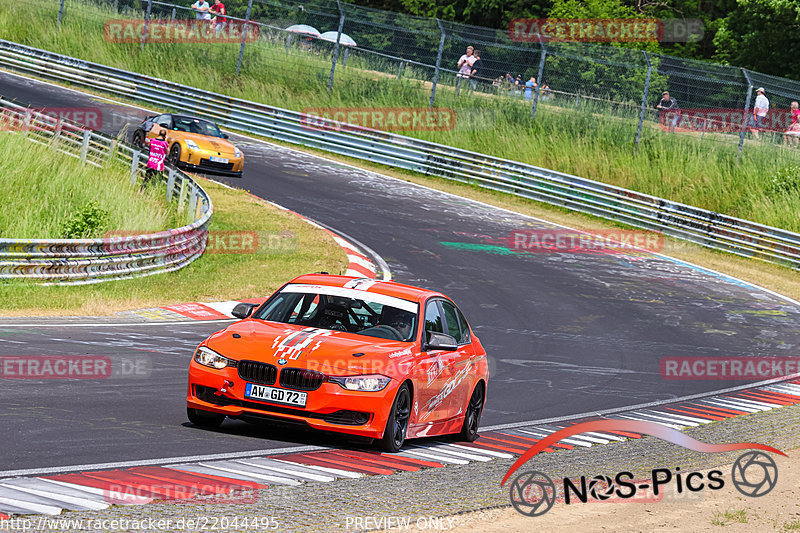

[0,98,213,285]
[0,39,797,270]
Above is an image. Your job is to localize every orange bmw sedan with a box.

[186,274,488,452]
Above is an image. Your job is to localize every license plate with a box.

[245,383,307,407]
[210,156,228,163]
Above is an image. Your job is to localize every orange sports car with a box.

[131,113,244,177]
[186,274,489,451]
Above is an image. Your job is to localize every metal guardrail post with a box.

[130,151,141,184]
[178,176,187,212]
[188,185,199,223]
[397,61,404,79]
[166,168,176,201]
[141,0,153,51]
[738,69,754,161]
[327,0,345,93]
[106,139,117,166]
[236,0,254,76]
[51,119,63,148]
[634,51,652,151]
[429,19,445,109]
[58,0,65,27]
[23,110,31,137]
[79,130,91,164]
[530,38,546,120]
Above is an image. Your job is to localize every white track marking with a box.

[270,459,363,479]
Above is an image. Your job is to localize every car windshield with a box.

[252,284,418,342]
[172,116,224,138]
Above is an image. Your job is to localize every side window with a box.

[154,114,172,129]
[455,306,472,344]
[424,301,444,334]
[440,301,468,344]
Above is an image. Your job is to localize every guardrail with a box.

[0,39,798,271]
[0,97,213,285]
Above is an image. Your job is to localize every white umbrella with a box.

[285,24,321,38]
[319,31,357,47]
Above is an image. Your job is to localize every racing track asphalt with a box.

[1,71,800,472]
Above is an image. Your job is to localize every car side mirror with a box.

[231,303,257,319]
[222,133,229,139]
[425,331,457,351]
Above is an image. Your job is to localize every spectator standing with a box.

[784,101,800,146]
[523,76,537,101]
[513,75,523,97]
[469,50,484,91]
[541,82,551,101]
[191,0,211,20]
[749,87,769,139]
[209,0,226,30]
[143,129,169,189]
[456,46,475,96]
[656,90,680,133]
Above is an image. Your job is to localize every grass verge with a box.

[2,0,800,231]
[0,131,179,238]
[0,177,348,315]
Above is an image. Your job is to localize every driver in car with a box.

[380,307,414,340]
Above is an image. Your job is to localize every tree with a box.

[713,0,800,79]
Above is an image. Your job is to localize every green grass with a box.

[0,177,348,315]
[0,131,180,238]
[3,0,800,232]
[711,509,749,526]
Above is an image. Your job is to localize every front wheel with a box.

[379,384,411,452]
[169,143,182,166]
[187,406,225,428]
[457,382,485,442]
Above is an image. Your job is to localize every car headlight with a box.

[185,139,200,150]
[328,374,391,392]
[194,346,234,370]
[234,147,242,158]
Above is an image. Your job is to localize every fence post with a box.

[58,0,65,26]
[738,69,754,161]
[80,130,91,164]
[171,7,176,21]
[114,0,118,12]
[166,168,176,201]
[634,50,652,151]
[51,119,63,148]
[130,151,141,184]
[327,0,345,93]
[429,19,446,108]
[140,0,153,51]
[236,0,254,76]
[397,61,404,79]
[530,41,547,119]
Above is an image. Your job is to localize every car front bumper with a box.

[187,360,398,439]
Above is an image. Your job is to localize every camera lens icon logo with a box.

[509,471,557,517]
[731,451,778,497]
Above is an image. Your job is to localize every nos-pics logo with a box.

[501,420,783,517]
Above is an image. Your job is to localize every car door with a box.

[413,299,454,426]
[439,299,475,420]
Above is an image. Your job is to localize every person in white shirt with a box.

[455,46,475,96]
[191,0,211,20]
[748,87,769,139]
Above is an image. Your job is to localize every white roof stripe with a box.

[283,284,417,313]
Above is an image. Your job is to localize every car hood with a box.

[177,133,237,155]
[206,320,414,376]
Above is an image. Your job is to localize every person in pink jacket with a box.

[143,129,169,188]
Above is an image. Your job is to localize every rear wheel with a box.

[457,382,485,442]
[132,130,145,149]
[187,407,225,428]
[379,384,411,452]
[169,143,181,165]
